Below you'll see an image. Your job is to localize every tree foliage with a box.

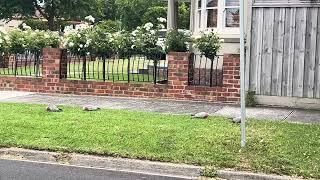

[143,6,167,28]
[0,0,103,30]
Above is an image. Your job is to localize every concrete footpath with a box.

[0,91,319,124]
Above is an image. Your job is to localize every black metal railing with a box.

[66,54,168,84]
[188,54,223,87]
[0,52,43,77]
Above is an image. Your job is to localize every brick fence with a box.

[0,48,240,103]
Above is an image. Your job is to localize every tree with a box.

[143,6,167,28]
[104,0,118,20]
[115,0,159,30]
[0,0,102,30]
[178,2,190,29]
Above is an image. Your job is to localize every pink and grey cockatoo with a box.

[191,112,209,119]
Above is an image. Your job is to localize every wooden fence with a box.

[246,1,320,99]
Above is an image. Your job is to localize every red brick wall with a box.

[0,49,240,103]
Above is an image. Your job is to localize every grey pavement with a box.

[0,159,191,180]
[0,91,319,124]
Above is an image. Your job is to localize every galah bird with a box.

[191,112,209,119]
[46,104,62,112]
[232,116,241,123]
[83,105,101,111]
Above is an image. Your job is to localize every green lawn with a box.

[0,103,319,178]
[0,65,42,77]
[67,58,168,82]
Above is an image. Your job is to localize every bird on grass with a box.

[46,104,62,112]
[83,105,101,111]
[191,112,209,119]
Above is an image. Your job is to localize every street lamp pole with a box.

[240,0,247,147]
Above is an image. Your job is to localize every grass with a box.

[0,103,319,178]
[67,58,168,82]
[0,66,42,77]
[0,58,168,82]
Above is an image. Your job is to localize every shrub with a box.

[19,19,72,31]
[9,29,60,54]
[165,29,191,53]
[113,31,135,56]
[143,6,167,28]
[95,20,121,33]
[64,28,93,57]
[0,30,10,54]
[8,30,28,54]
[246,91,257,107]
[19,19,49,30]
[63,21,166,58]
[90,26,116,56]
[132,22,164,57]
[194,32,221,60]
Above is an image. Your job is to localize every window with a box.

[195,0,239,33]
[206,0,218,28]
[225,0,240,27]
[197,0,202,28]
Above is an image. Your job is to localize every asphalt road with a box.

[0,159,191,180]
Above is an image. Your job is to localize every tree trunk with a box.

[48,16,55,31]
[47,1,56,31]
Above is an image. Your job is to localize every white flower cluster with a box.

[1,29,60,54]
[157,17,167,23]
[85,15,95,23]
[21,23,32,30]
[64,21,165,57]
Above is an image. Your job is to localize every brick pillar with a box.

[222,54,241,103]
[42,48,67,92]
[168,52,192,87]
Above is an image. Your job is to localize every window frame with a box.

[223,0,240,28]
[194,0,240,35]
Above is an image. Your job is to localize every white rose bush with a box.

[0,30,9,54]
[1,29,60,55]
[131,22,165,59]
[64,19,166,59]
[2,17,169,60]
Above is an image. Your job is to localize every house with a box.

[0,18,23,30]
[167,0,320,108]
[167,0,244,54]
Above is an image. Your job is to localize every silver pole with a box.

[240,0,247,147]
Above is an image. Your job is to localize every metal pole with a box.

[240,0,247,147]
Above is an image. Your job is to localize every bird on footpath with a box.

[46,104,62,112]
[191,112,209,119]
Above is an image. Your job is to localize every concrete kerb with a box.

[0,148,306,180]
[0,148,201,180]
[217,170,303,180]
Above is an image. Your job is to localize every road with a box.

[0,159,191,180]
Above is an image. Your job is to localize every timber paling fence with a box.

[246,0,320,98]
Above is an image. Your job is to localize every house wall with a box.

[0,19,23,30]
[189,0,247,54]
